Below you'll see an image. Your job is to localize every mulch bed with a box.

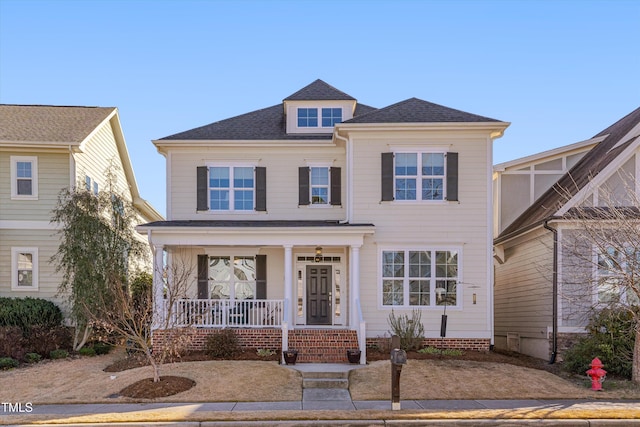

[119,376,196,399]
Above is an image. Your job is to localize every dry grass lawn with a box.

[1,349,639,404]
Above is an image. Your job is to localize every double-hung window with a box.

[11,247,38,291]
[596,246,640,305]
[310,167,330,205]
[298,165,341,206]
[381,249,459,307]
[209,166,254,211]
[395,152,445,201]
[10,156,38,199]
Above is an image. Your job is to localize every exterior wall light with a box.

[314,247,323,263]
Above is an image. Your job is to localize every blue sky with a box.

[1,0,638,216]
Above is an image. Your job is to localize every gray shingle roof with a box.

[344,98,500,124]
[283,79,356,101]
[0,105,115,143]
[498,106,640,240]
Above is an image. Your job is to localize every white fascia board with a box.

[137,225,375,247]
[0,141,82,152]
[153,139,335,152]
[494,135,605,171]
[336,122,510,138]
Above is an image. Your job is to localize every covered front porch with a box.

[138,220,375,363]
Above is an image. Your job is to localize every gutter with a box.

[543,220,558,364]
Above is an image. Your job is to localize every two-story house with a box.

[140,80,509,363]
[0,105,163,312]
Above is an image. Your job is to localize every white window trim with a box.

[11,247,39,291]
[205,163,257,212]
[308,163,332,207]
[391,150,447,203]
[10,156,38,200]
[296,107,343,130]
[378,246,462,309]
[593,245,638,305]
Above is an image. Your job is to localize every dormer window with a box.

[297,108,342,129]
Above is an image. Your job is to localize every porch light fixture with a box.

[314,247,323,263]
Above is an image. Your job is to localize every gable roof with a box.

[0,105,115,144]
[343,97,500,124]
[283,79,356,101]
[498,106,640,240]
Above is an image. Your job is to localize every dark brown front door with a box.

[306,265,331,325]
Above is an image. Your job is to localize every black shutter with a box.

[196,166,208,211]
[255,166,267,211]
[381,152,394,201]
[298,166,310,205]
[197,255,209,299]
[256,255,267,299]
[446,152,459,202]
[330,167,341,206]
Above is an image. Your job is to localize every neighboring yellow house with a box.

[139,80,509,363]
[0,105,163,312]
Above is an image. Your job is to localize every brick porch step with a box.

[287,329,359,363]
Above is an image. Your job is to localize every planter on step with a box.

[283,349,298,365]
[347,349,361,364]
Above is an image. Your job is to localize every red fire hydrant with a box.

[586,357,607,391]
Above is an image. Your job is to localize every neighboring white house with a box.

[494,107,640,361]
[0,105,163,312]
[140,79,509,363]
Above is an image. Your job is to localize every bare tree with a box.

[555,172,640,382]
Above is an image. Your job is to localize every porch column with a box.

[283,244,293,327]
[350,244,361,328]
[152,244,164,330]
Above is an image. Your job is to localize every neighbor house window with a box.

[395,152,445,201]
[10,156,38,199]
[11,247,38,291]
[209,166,254,211]
[209,256,256,300]
[596,246,640,305]
[381,249,459,307]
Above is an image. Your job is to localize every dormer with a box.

[283,79,357,134]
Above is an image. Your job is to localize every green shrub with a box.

[205,329,240,359]
[387,309,425,351]
[79,347,96,356]
[563,308,635,379]
[0,297,63,332]
[50,349,69,360]
[25,352,42,363]
[0,357,19,370]
[418,346,464,356]
[92,342,112,355]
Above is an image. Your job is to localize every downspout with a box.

[543,220,558,364]
[334,131,351,223]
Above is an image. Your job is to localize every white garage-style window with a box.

[11,247,38,291]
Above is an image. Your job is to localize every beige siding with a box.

[0,228,68,311]
[169,146,346,220]
[349,131,493,338]
[75,121,132,202]
[494,231,553,358]
[0,151,69,221]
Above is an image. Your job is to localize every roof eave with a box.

[337,121,510,137]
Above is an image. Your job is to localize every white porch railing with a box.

[166,299,284,328]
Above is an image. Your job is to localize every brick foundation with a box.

[152,328,281,354]
[366,337,491,352]
[288,329,359,363]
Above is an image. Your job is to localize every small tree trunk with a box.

[73,324,91,351]
[144,346,161,383]
[633,324,640,384]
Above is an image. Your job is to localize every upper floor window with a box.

[298,108,318,127]
[11,247,38,291]
[298,166,341,206]
[321,108,342,127]
[197,165,266,213]
[381,248,459,308]
[311,167,330,205]
[297,107,342,128]
[381,152,458,202]
[10,156,38,199]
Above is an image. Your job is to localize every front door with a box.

[306,265,332,325]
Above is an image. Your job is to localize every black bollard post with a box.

[390,334,407,410]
